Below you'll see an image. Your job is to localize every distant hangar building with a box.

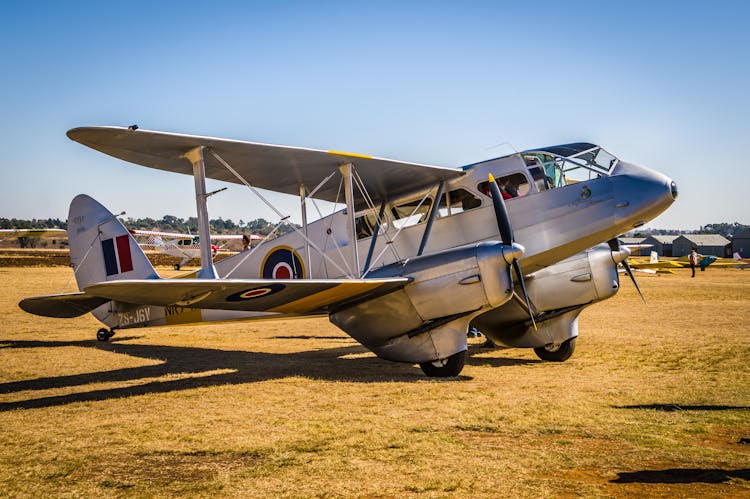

[672,234,731,257]
[641,235,678,257]
[619,237,650,256]
[732,229,750,258]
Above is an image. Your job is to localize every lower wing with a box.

[20,278,410,318]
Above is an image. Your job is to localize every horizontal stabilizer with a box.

[84,277,410,315]
[19,292,109,318]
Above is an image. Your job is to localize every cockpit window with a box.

[477,173,529,200]
[523,143,618,188]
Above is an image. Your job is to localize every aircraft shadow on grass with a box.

[0,337,537,411]
[615,404,750,411]
[611,468,750,484]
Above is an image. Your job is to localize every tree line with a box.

[1,216,299,236]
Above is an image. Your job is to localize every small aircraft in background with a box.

[129,229,261,270]
[627,251,682,274]
[20,126,678,377]
[629,250,748,273]
[730,252,750,269]
[691,252,750,269]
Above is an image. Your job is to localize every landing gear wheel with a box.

[96,328,113,342]
[173,263,181,271]
[419,350,466,377]
[534,337,576,362]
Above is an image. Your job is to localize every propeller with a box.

[608,237,646,304]
[487,174,537,330]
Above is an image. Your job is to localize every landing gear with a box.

[173,263,181,271]
[96,328,115,342]
[419,350,466,377]
[534,337,576,362]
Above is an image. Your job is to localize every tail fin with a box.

[68,194,158,290]
[649,251,658,263]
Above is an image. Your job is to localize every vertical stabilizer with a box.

[68,194,158,291]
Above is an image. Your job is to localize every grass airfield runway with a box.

[0,264,748,497]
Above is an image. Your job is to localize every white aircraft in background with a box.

[21,126,677,377]
[129,229,262,270]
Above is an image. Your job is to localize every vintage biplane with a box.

[128,228,261,270]
[19,127,677,377]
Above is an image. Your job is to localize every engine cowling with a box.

[473,244,622,348]
[329,241,514,363]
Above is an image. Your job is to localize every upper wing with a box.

[67,127,465,210]
[84,277,409,315]
[130,229,191,239]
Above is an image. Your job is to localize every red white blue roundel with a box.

[226,283,285,302]
[262,246,304,279]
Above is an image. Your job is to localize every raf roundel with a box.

[226,283,285,302]
[261,246,305,279]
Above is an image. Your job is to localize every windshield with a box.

[522,143,619,188]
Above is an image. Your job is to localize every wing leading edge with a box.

[21,278,410,318]
[68,126,464,210]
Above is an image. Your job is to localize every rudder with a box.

[68,194,158,290]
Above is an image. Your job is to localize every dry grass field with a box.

[0,262,748,497]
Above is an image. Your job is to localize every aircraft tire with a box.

[534,337,576,362]
[96,328,110,342]
[174,264,181,271]
[419,350,466,377]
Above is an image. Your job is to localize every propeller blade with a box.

[608,237,646,304]
[513,259,537,330]
[622,260,647,304]
[488,174,536,329]
[488,174,514,245]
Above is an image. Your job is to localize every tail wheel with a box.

[174,264,181,270]
[96,328,110,342]
[534,337,576,362]
[419,350,466,377]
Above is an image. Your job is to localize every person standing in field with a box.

[689,249,699,277]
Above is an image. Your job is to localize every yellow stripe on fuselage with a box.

[268,282,383,314]
[327,150,373,160]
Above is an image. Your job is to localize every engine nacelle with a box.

[330,241,514,363]
[473,244,621,348]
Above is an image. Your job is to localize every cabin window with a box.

[391,198,432,229]
[438,188,481,217]
[477,173,530,200]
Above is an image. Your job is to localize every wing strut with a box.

[182,146,217,279]
[340,163,360,277]
[300,184,311,279]
[363,201,386,274]
[211,149,351,279]
[417,181,444,256]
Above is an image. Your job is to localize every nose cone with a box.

[610,161,676,228]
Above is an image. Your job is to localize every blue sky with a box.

[1,1,748,229]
